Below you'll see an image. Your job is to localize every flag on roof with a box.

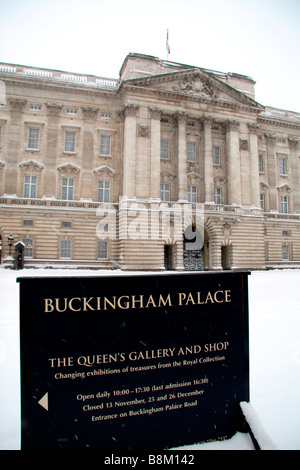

[166,29,170,56]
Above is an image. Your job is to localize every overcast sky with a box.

[1,0,299,111]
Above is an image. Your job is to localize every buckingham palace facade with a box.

[0,53,300,270]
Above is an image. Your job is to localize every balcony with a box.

[264,211,300,221]
[2,196,299,221]
[0,195,117,211]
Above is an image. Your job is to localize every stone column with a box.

[202,115,214,203]
[224,120,241,205]
[248,123,261,208]
[289,137,300,213]
[175,111,188,202]
[264,134,277,211]
[149,107,162,200]
[45,103,61,197]
[122,103,139,199]
[6,99,27,195]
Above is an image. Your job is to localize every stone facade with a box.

[0,53,299,270]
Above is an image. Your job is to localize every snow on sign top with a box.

[18,271,250,450]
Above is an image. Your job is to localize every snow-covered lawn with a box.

[0,268,299,450]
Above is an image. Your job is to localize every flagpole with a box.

[166,29,170,60]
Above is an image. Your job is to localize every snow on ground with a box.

[0,268,299,450]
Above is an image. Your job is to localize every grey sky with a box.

[1,0,299,111]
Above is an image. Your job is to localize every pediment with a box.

[277,183,292,193]
[94,165,117,176]
[19,160,44,171]
[161,168,176,182]
[159,72,219,99]
[214,175,227,186]
[123,69,262,109]
[260,181,269,191]
[187,171,202,181]
[57,163,81,174]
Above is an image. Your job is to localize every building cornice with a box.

[258,107,300,130]
[0,75,119,99]
[258,115,300,130]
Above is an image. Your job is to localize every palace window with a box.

[187,142,196,162]
[214,187,222,205]
[160,183,170,201]
[188,185,197,203]
[30,105,42,111]
[61,177,74,200]
[259,154,264,173]
[64,131,76,152]
[27,128,40,149]
[97,240,108,259]
[279,157,288,175]
[100,112,112,119]
[280,195,288,213]
[24,175,37,198]
[23,219,34,227]
[22,238,33,258]
[61,221,72,228]
[100,135,111,156]
[60,239,71,259]
[282,244,289,261]
[212,146,220,165]
[160,139,169,159]
[98,180,110,202]
[260,193,265,211]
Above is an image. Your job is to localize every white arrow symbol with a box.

[38,392,48,411]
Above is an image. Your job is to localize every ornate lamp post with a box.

[7,233,14,256]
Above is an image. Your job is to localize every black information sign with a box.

[18,271,250,450]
